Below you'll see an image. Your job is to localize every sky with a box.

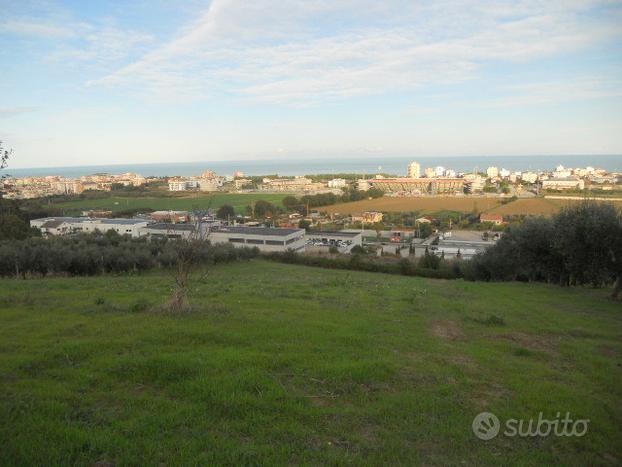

[1,0,622,169]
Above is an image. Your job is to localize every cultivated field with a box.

[51,193,287,215]
[323,195,622,217]
[1,261,620,465]
[322,196,501,215]
[487,197,622,216]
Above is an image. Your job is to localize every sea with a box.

[6,155,622,178]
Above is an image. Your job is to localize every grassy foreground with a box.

[0,261,621,465]
[52,192,287,215]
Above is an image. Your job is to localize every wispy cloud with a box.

[1,19,75,39]
[0,107,37,118]
[86,0,622,105]
[48,25,154,64]
[2,13,154,68]
[489,78,622,108]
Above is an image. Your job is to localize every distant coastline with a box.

[6,154,622,178]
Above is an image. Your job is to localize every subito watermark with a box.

[472,412,589,440]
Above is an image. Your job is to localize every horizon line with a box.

[6,153,622,171]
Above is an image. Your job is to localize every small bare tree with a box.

[164,204,214,313]
[166,222,210,312]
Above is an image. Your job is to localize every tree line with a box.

[0,231,259,278]
[464,202,622,298]
[282,186,384,212]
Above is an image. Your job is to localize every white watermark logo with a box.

[472,412,500,440]
[472,412,589,440]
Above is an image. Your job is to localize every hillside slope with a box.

[1,261,621,465]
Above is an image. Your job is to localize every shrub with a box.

[130,299,151,313]
[464,202,622,297]
[263,251,460,280]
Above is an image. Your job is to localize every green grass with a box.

[51,192,288,214]
[0,261,621,465]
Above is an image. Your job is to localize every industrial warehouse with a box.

[209,226,306,252]
[30,217,308,253]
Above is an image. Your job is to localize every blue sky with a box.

[1,0,622,168]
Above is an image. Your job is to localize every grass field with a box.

[1,261,621,465]
[322,196,501,215]
[51,193,287,215]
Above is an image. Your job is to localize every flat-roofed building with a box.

[209,226,305,252]
[542,177,585,191]
[407,161,421,178]
[305,230,362,253]
[30,217,151,237]
[328,178,347,189]
[151,210,190,223]
[260,177,325,192]
[366,178,465,194]
[139,223,197,240]
[30,217,86,236]
[168,180,188,191]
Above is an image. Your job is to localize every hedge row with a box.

[0,232,260,277]
[262,250,461,279]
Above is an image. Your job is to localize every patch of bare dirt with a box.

[490,332,558,353]
[430,320,465,341]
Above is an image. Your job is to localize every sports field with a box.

[51,193,287,215]
[1,261,620,465]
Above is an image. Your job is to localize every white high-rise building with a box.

[486,166,499,178]
[407,161,421,178]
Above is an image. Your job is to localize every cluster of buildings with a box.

[167,170,226,192]
[29,216,363,254]
[2,173,147,199]
[258,176,327,193]
[483,164,618,191]
[6,161,619,202]
[166,172,338,195]
[355,162,619,195]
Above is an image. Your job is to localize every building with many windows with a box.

[139,223,198,240]
[305,230,362,253]
[486,166,499,178]
[407,162,421,178]
[30,217,151,237]
[542,177,585,190]
[209,226,305,252]
[366,178,465,194]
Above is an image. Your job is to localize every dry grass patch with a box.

[487,197,622,216]
[430,320,465,340]
[490,332,559,354]
[323,196,500,215]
